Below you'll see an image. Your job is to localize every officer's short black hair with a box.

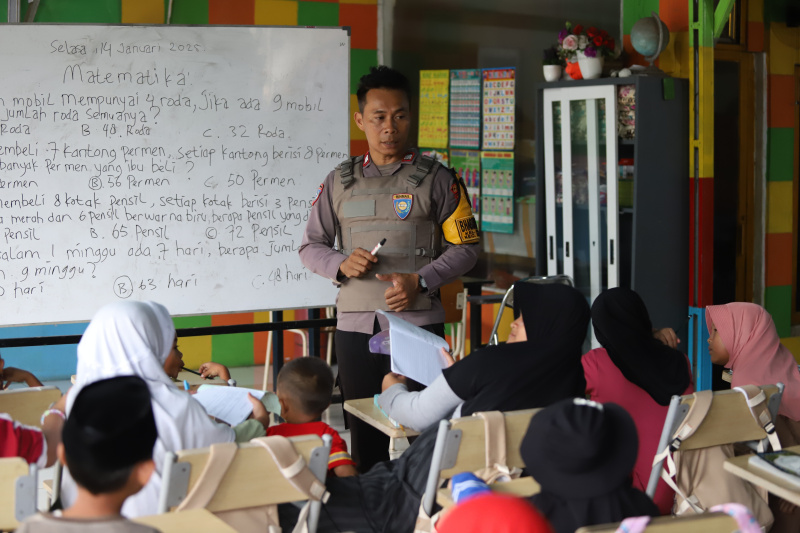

[277,356,335,417]
[356,66,411,112]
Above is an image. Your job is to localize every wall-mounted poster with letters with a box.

[480,151,514,233]
[449,69,481,149]
[418,70,449,149]
[481,68,515,151]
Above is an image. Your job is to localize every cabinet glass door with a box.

[543,85,619,308]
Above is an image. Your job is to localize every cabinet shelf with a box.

[535,77,689,331]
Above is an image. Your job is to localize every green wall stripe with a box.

[765,285,792,338]
[767,128,795,182]
[623,0,660,35]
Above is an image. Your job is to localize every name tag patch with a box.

[393,194,413,220]
[455,216,479,243]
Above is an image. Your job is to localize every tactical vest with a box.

[332,154,442,313]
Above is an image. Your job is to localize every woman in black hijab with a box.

[583,287,692,513]
[523,398,660,533]
[281,282,591,533]
[379,281,591,430]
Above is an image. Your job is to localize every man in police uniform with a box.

[299,66,480,471]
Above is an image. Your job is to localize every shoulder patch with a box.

[442,180,480,245]
[311,183,324,206]
[450,181,459,201]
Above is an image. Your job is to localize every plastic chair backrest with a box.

[440,408,540,478]
[575,512,739,533]
[166,434,326,513]
[0,386,62,428]
[0,457,35,530]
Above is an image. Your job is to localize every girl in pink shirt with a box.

[583,288,693,514]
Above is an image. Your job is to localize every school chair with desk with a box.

[0,456,38,531]
[0,386,62,428]
[420,408,542,519]
[158,434,331,533]
[647,384,784,525]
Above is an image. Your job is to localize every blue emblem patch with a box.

[393,194,413,219]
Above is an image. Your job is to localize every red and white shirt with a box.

[266,421,355,471]
[0,413,45,466]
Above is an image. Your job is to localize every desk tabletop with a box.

[134,509,237,533]
[344,398,420,439]
[724,445,800,506]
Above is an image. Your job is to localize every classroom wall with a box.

[622,0,800,355]
[0,0,380,379]
[761,4,799,339]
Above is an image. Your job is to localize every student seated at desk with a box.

[0,393,66,468]
[378,282,589,433]
[582,287,693,514]
[61,301,271,518]
[159,333,235,386]
[1,350,43,389]
[277,283,590,533]
[268,356,357,477]
[706,302,800,533]
[18,376,159,533]
[522,398,659,533]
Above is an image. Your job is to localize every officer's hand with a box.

[377,273,420,312]
[338,248,377,279]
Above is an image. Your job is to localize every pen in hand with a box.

[181,366,216,380]
[370,238,386,256]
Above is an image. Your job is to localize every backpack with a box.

[414,411,523,533]
[652,386,780,529]
[174,436,329,533]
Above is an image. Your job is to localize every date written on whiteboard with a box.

[51,40,205,57]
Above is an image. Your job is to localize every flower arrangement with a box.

[557,22,616,61]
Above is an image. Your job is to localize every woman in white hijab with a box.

[61,300,268,517]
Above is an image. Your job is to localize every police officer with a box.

[299,66,480,471]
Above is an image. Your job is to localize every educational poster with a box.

[450,149,481,227]
[449,69,481,149]
[418,70,450,149]
[480,151,514,233]
[481,68,515,151]
[420,148,449,167]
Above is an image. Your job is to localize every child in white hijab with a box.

[61,301,269,518]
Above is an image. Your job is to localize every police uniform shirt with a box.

[299,150,480,335]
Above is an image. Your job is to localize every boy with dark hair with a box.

[267,357,358,477]
[17,376,160,533]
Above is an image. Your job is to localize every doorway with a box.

[713,50,755,305]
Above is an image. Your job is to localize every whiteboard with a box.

[0,24,347,326]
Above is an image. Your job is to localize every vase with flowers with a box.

[557,22,616,80]
[542,46,564,82]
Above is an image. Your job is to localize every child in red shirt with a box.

[267,357,357,477]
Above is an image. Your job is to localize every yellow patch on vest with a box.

[442,182,480,245]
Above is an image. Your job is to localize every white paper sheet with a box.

[193,385,268,426]
[376,310,450,386]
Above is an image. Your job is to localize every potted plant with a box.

[557,22,616,80]
[542,46,564,82]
